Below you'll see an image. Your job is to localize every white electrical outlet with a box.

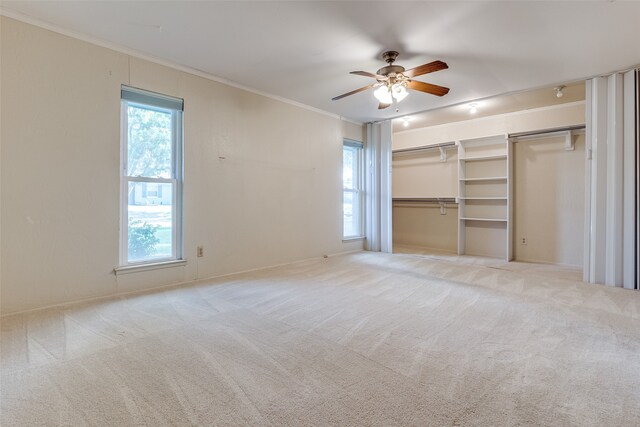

[521,237,527,245]
[197,246,204,257]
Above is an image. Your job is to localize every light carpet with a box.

[2,252,639,426]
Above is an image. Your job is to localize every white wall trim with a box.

[114,259,187,275]
[0,8,362,127]
[394,101,586,137]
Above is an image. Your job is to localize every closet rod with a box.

[392,197,457,204]
[509,124,585,140]
[392,141,456,155]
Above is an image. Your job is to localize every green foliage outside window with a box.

[127,106,172,178]
[128,219,160,260]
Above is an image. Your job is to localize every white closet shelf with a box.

[460,176,508,182]
[457,135,511,261]
[458,197,507,200]
[460,217,508,222]
[459,154,508,162]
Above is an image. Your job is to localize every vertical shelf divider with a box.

[457,140,465,255]
[457,135,511,260]
[507,138,514,261]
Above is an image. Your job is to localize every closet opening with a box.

[391,82,586,278]
[392,142,458,257]
[510,126,586,274]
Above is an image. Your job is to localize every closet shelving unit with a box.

[457,135,512,260]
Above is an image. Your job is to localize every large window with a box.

[120,86,183,266]
[343,139,364,238]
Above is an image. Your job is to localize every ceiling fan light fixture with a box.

[374,85,393,104]
[392,83,409,102]
[332,52,449,108]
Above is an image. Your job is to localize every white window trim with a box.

[114,259,187,275]
[119,88,184,269]
[343,139,364,239]
[342,236,366,243]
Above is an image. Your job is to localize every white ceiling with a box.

[2,1,639,123]
[393,80,586,132]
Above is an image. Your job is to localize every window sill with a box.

[342,236,366,242]
[114,259,187,275]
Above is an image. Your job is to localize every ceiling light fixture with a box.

[554,86,565,98]
[334,51,448,109]
[392,83,409,102]
[469,103,478,114]
[374,80,410,105]
[374,85,393,104]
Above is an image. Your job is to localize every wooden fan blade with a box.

[332,84,375,101]
[378,102,391,110]
[403,60,448,78]
[350,71,384,79]
[407,80,450,97]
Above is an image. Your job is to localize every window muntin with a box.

[343,140,363,238]
[121,87,183,265]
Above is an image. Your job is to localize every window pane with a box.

[343,143,362,238]
[343,147,355,189]
[127,105,173,178]
[343,191,360,237]
[127,181,173,262]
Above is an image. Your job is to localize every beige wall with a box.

[0,17,364,314]
[392,150,458,198]
[513,135,585,267]
[393,205,458,252]
[394,102,585,150]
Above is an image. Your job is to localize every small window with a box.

[120,86,183,265]
[343,139,364,238]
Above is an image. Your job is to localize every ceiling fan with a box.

[332,51,450,109]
